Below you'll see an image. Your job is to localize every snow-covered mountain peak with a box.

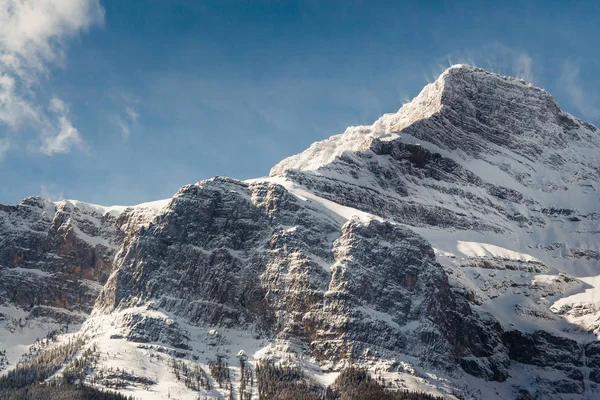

[269,66,447,176]
[270,64,598,178]
[17,196,55,212]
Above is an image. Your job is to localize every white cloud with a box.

[0,0,104,78]
[560,60,600,120]
[41,99,84,155]
[0,0,104,155]
[0,73,37,126]
[41,117,82,155]
[49,97,67,113]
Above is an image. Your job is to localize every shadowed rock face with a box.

[0,197,119,319]
[97,178,278,330]
[2,65,600,398]
[312,219,509,380]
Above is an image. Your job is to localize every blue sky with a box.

[1,0,599,205]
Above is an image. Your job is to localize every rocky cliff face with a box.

[0,197,116,317]
[0,198,165,370]
[1,65,600,399]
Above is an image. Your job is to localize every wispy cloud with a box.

[109,92,140,139]
[125,105,139,123]
[431,43,536,84]
[512,52,534,83]
[119,103,140,138]
[0,0,104,155]
[40,184,64,201]
[0,137,10,160]
[559,60,600,120]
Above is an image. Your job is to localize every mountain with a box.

[1,65,600,399]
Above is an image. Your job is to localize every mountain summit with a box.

[1,66,600,399]
[273,64,599,188]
